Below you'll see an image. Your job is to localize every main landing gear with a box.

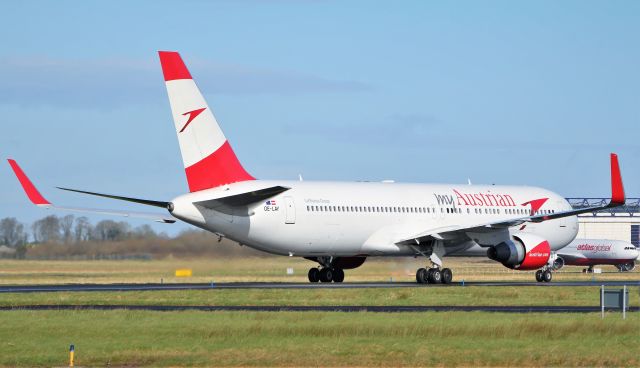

[308,267,345,283]
[535,269,553,283]
[416,267,453,284]
[412,240,452,285]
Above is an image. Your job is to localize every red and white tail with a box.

[158,51,254,192]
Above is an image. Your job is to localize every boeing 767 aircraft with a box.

[8,51,627,284]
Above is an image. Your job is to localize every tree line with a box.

[0,215,265,259]
[1,215,165,246]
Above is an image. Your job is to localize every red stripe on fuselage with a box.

[158,51,192,81]
[184,141,255,192]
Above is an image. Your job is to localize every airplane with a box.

[550,238,639,273]
[451,238,638,282]
[7,51,627,284]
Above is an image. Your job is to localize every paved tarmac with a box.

[0,280,637,293]
[1,304,637,313]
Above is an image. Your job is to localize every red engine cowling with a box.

[487,233,551,270]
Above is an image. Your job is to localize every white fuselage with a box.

[169,180,579,258]
[556,238,639,266]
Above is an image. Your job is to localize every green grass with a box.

[1,259,638,366]
[2,286,639,307]
[0,310,637,367]
[1,258,638,284]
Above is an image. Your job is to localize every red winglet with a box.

[610,153,625,205]
[7,159,51,206]
[158,51,192,81]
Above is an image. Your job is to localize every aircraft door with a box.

[284,196,296,224]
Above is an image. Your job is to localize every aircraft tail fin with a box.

[158,51,254,192]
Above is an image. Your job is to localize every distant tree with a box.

[93,220,130,241]
[32,215,61,243]
[132,224,156,239]
[74,216,92,242]
[14,244,27,259]
[0,217,28,247]
[60,215,74,243]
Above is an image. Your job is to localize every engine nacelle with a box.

[617,261,636,272]
[487,233,551,270]
[552,256,565,271]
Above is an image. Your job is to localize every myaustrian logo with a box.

[434,189,517,207]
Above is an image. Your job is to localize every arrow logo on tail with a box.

[179,107,207,133]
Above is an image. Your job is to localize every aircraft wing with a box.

[396,153,625,246]
[8,159,176,224]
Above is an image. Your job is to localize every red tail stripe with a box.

[184,141,255,192]
[7,159,51,205]
[158,51,192,81]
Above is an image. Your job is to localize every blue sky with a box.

[1,0,639,235]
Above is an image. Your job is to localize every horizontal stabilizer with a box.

[195,186,290,209]
[7,159,175,224]
[57,187,170,209]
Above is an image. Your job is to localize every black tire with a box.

[308,268,320,283]
[441,268,453,284]
[428,268,442,284]
[535,270,543,282]
[543,270,552,282]
[319,268,333,283]
[333,268,345,283]
[416,268,427,284]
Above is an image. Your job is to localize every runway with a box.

[1,304,637,313]
[0,280,637,293]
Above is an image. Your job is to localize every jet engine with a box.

[617,262,636,272]
[487,233,551,270]
[551,256,565,271]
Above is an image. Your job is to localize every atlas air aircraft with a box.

[552,239,639,273]
[454,238,638,282]
[7,51,628,284]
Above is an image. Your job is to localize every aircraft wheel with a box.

[428,268,442,284]
[319,268,333,283]
[416,268,427,284]
[441,268,453,284]
[333,268,345,283]
[535,270,543,282]
[308,268,320,283]
[542,270,552,283]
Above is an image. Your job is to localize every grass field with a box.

[2,285,640,308]
[0,310,638,367]
[0,257,638,284]
[0,258,638,367]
